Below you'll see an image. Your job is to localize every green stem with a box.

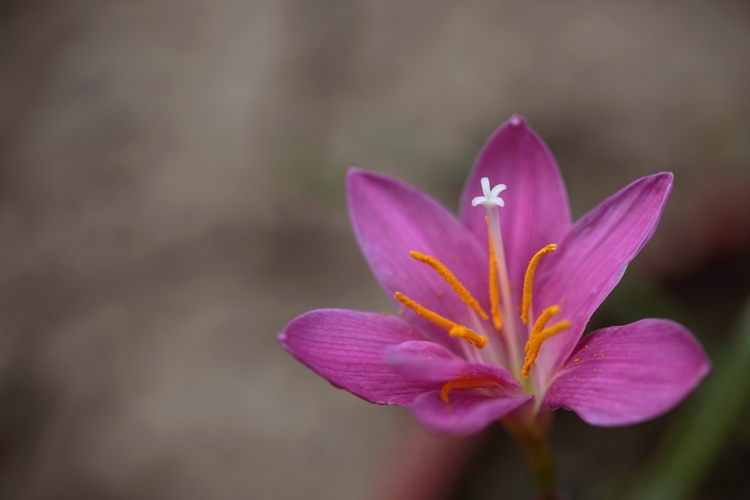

[502,409,563,500]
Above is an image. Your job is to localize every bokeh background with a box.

[1,0,750,499]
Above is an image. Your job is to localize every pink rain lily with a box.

[279,115,710,436]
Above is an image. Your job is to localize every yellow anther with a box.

[440,376,506,407]
[486,224,503,331]
[448,325,488,348]
[394,292,488,348]
[522,305,571,379]
[529,305,561,341]
[521,244,557,325]
[409,251,488,321]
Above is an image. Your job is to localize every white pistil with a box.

[471,177,506,209]
[472,177,523,379]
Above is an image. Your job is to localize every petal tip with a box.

[277,331,287,344]
[346,167,393,192]
[276,315,305,354]
[654,171,675,188]
[508,113,527,127]
[698,356,712,380]
[345,167,367,186]
[647,171,675,207]
[346,166,364,176]
[346,168,379,203]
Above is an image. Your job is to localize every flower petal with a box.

[459,115,571,287]
[348,169,488,350]
[542,319,711,426]
[279,309,439,406]
[385,341,523,393]
[412,391,532,435]
[535,173,674,382]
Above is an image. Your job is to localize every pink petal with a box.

[412,391,532,435]
[458,115,571,290]
[543,319,711,426]
[385,341,523,393]
[348,169,488,350]
[534,173,674,382]
[279,309,440,406]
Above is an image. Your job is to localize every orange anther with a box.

[440,376,506,407]
[486,223,503,332]
[522,305,570,379]
[394,292,488,348]
[409,251,488,320]
[521,244,557,325]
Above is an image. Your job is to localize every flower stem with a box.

[502,409,563,499]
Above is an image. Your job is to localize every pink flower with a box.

[279,115,710,435]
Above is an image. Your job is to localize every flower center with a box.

[474,177,571,382]
[395,177,573,409]
[519,244,571,379]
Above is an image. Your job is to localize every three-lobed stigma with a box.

[471,177,507,209]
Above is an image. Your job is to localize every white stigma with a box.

[471,177,506,208]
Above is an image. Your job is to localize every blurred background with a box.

[1,0,749,498]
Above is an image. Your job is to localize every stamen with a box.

[409,251,488,321]
[522,305,571,379]
[486,221,503,331]
[529,305,560,341]
[394,292,488,348]
[521,244,557,325]
[440,376,506,406]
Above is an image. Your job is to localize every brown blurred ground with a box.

[0,1,749,499]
